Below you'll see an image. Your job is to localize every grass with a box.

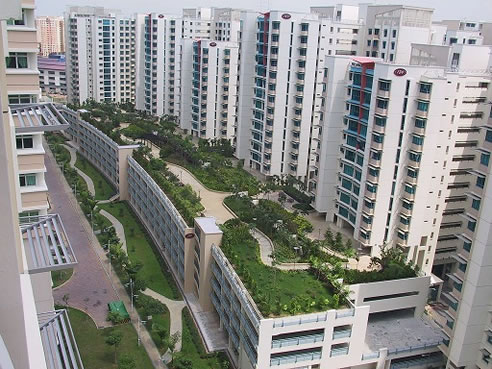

[98,201,180,300]
[75,153,116,200]
[51,269,73,288]
[67,307,153,369]
[148,308,171,354]
[220,220,337,317]
[175,308,230,369]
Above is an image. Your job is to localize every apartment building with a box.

[437,19,492,46]
[182,7,241,42]
[360,5,435,63]
[236,10,363,179]
[35,16,65,56]
[420,44,492,369]
[1,1,82,368]
[65,6,136,105]
[135,13,182,117]
[180,39,239,140]
[38,54,66,95]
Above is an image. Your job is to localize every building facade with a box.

[38,54,66,94]
[35,16,65,56]
[180,39,239,140]
[1,1,82,368]
[65,6,136,105]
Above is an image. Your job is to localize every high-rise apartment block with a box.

[35,16,65,56]
[65,6,136,104]
[180,39,239,140]
[1,1,82,368]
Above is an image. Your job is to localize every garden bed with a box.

[220,220,340,317]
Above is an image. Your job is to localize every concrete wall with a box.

[350,275,431,315]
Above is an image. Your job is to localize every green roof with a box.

[108,301,130,319]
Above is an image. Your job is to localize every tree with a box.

[324,229,334,246]
[152,323,167,345]
[165,332,181,364]
[107,311,124,325]
[335,232,343,249]
[105,331,122,363]
[118,354,136,369]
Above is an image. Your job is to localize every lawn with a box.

[220,219,337,317]
[173,308,230,369]
[98,201,180,300]
[51,269,73,288]
[67,307,153,369]
[75,153,116,200]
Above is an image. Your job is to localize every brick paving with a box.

[46,148,119,328]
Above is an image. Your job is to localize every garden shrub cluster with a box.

[133,149,204,226]
[220,219,343,317]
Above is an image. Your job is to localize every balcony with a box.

[377,89,390,98]
[362,204,374,215]
[369,157,381,167]
[330,346,349,357]
[399,220,410,232]
[366,173,379,183]
[21,214,77,274]
[38,310,84,369]
[10,103,70,133]
[371,141,383,150]
[372,124,385,134]
[270,348,321,366]
[403,191,415,201]
[415,108,428,118]
[413,125,426,136]
[332,329,352,340]
[405,174,418,185]
[374,107,388,116]
[407,158,420,168]
[271,332,324,349]
[364,189,377,201]
[410,142,423,152]
[400,206,413,217]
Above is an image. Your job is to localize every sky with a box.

[36,0,492,21]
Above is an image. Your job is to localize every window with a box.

[6,53,28,69]
[16,135,33,149]
[467,219,476,232]
[476,176,485,188]
[8,94,34,104]
[392,29,397,38]
[376,99,388,109]
[412,135,424,146]
[378,80,390,91]
[471,198,481,210]
[486,130,492,143]
[415,118,426,129]
[19,174,36,187]
[419,83,432,94]
[6,10,25,25]
[272,21,280,30]
[480,152,490,166]
[417,101,429,112]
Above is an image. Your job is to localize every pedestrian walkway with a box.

[141,288,186,352]
[62,143,95,196]
[46,144,166,368]
[165,162,235,224]
[99,209,127,252]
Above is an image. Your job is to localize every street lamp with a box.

[138,319,147,346]
[293,246,300,270]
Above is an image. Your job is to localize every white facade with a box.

[360,5,434,63]
[35,16,65,56]
[65,6,136,105]
[180,39,239,141]
[135,13,181,117]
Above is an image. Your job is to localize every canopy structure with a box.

[21,214,77,274]
[108,301,130,320]
[10,103,69,133]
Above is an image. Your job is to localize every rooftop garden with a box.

[220,219,344,317]
[132,148,204,226]
[75,153,116,200]
[224,194,343,264]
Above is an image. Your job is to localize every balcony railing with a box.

[38,309,84,369]
[270,349,321,366]
[21,214,77,274]
[271,333,324,349]
[330,346,349,357]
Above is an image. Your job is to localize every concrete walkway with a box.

[99,209,127,253]
[62,144,95,197]
[142,288,186,352]
[47,144,166,368]
[165,162,235,225]
[98,193,119,204]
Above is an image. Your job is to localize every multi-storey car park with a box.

[63,105,449,369]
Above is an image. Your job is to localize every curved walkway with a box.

[165,162,235,224]
[141,288,186,352]
[62,144,95,196]
[99,209,127,252]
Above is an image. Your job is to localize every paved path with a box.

[46,147,118,328]
[62,144,95,196]
[142,288,186,352]
[99,209,127,252]
[165,162,235,225]
[47,144,166,368]
[98,193,120,204]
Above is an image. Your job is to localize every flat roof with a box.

[195,217,222,234]
[365,310,444,353]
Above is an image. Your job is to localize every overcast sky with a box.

[36,0,492,21]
